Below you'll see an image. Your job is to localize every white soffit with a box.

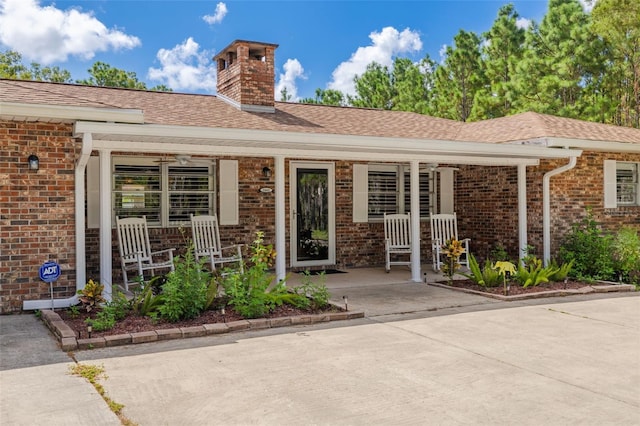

[74,121,582,162]
[0,102,144,124]
[545,137,640,153]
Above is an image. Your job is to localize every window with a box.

[367,165,434,220]
[616,162,639,206]
[112,157,215,226]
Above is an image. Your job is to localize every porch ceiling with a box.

[75,121,582,166]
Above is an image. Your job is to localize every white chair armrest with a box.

[150,248,175,257]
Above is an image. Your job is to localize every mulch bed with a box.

[58,304,343,339]
[442,279,591,296]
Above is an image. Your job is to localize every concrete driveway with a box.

[1,279,639,425]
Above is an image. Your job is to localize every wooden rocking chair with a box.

[190,214,244,275]
[430,212,470,272]
[384,212,413,272]
[116,216,175,291]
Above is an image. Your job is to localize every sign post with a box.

[39,261,61,310]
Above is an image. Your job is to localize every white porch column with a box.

[410,160,421,282]
[517,164,528,262]
[99,150,113,300]
[274,156,286,282]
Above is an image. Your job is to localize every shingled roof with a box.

[1,78,639,145]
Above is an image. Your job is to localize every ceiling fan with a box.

[153,155,213,166]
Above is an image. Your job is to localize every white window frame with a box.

[616,162,639,206]
[366,164,435,221]
[112,156,216,227]
[604,160,640,208]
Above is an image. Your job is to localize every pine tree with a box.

[471,4,525,120]
[432,30,486,122]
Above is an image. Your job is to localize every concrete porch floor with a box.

[285,265,495,317]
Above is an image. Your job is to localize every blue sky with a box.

[0,1,596,100]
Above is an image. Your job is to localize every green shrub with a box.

[548,259,574,282]
[558,210,615,281]
[158,246,211,322]
[293,271,330,310]
[85,309,116,332]
[613,227,640,284]
[489,243,510,262]
[77,279,106,312]
[514,262,556,288]
[221,231,281,318]
[462,254,502,288]
[131,283,164,317]
[107,291,130,321]
[84,291,132,331]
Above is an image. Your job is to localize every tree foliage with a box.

[431,30,486,122]
[77,61,171,91]
[0,51,171,91]
[0,50,72,82]
[472,4,525,119]
[300,88,346,106]
[591,0,640,128]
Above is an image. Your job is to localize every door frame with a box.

[289,161,336,268]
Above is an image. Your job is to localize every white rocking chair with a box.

[116,216,175,291]
[430,212,470,272]
[190,214,244,275]
[384,212,413,272]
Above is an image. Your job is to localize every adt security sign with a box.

[39,261,61,283]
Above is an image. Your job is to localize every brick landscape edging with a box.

[428,281,635,301]
[41,308,365,351]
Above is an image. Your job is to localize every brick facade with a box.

[2,119,638,313]
[0,121,78,313]
[456,152,640,262]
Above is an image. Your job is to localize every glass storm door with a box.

[290,162,335,267]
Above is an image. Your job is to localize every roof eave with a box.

[74,121,582,160]
[0,102,144,124]
[509,137,640,153]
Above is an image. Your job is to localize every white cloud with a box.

[579,0,597,12]
[438,44,448,63]
[148,37,217,92]
[516,17,531,30]
[203,2,227,25]
[327,27,422,96]
[0,0,140,63]
[275,58,305,101]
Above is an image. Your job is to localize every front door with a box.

[290,162,335,267]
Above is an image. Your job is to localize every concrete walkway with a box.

[1,277,639,425]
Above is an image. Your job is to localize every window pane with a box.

[403,171,431,217]
[114,193,161,223]
[617,164,638,205]
[168,166,210,191]
[113,164,161,224]
[368,169,398,218]
[168,166,213,224]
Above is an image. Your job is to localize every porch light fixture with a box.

[262,166,272,178]
[28,154,39,171]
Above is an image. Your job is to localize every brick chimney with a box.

[214,40,279,113]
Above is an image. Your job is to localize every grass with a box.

[69,363,137,426]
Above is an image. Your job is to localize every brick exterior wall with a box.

[0,121,78,313]
[2,118,638,312]
[456,151,640,262]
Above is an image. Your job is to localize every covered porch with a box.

[71,120,581,303]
